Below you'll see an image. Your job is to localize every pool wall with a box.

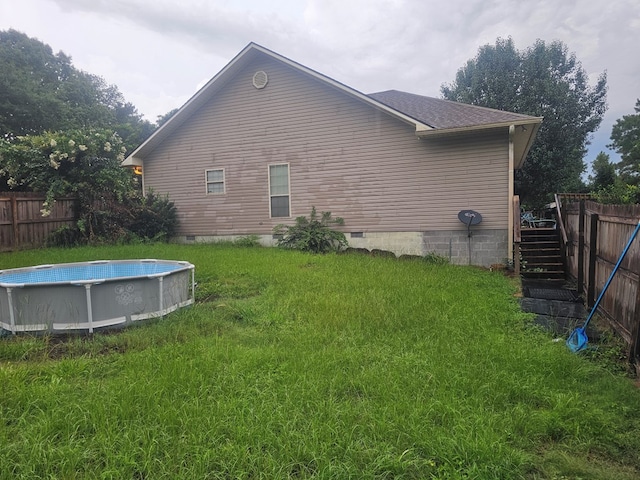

[0,260,195,334]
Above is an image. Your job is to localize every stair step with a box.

[521,232,558,238]
[522,249,561,255]
[521,234,560,239]
[521,230,559,236]
[525,271,565,276]
[520,238,560,247]
[518,225,564,281]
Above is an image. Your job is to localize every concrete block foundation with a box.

[177,229,509,268]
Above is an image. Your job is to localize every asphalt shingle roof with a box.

[368,90,537,130]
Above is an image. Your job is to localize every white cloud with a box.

[1,0,638,162]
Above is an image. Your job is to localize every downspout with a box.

[508,125,515,262]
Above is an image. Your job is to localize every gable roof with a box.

[123,43,542,167]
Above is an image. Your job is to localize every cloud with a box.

[52,0,304,56]
[3,0,639,162]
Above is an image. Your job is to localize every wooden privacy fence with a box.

[0,193,77,251]
[562,199,640,364]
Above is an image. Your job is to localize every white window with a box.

[269,164,290,217]
[206,169,225,194]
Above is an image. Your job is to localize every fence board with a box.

[564,200,640,363]
[0,193,77,251]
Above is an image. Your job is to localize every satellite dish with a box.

[457,210,482,226]
[457,210,483,265]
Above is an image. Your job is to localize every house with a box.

[123,43,541,266]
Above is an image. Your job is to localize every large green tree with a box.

[442,37,607,207]
[0,29,154,150]
[609,99,640,184]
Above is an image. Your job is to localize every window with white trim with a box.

[206,169,225,194]
[269,164,290,217]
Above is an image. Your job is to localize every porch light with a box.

[133,166,143,175]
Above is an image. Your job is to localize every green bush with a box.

[127,190,178,241]
[591,181,640,204]
[273,207,347,253]
[47,190,178,247]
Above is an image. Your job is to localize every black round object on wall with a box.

[457,210,482,226]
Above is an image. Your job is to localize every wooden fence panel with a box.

[0,197,14,249]
[564,200,640,362]
[0,193,77,251]
[565,210,580,275]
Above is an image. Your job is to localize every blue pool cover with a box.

[0,260,190,286]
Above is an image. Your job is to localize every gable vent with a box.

[252,70,268,89]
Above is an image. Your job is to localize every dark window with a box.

[269,164,290,217]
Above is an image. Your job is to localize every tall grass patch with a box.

[1,244,640,478]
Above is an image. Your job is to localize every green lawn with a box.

[1,243,639,479]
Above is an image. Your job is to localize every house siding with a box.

[142,56,511,264]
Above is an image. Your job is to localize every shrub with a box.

[127,190,178,242]
[46,224,83,248]
[591,181,640,204]
[423,251,450,265]
[233,235,262,247]
[46,190,179,247]
[273,207,347,253]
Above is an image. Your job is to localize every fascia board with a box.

[415,118,542,138]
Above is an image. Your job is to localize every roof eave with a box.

[121,155,143,167]
[416,117,542,167]
[415,118,542,138]
[514,119,542,169]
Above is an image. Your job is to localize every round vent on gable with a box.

[252,70,268,89]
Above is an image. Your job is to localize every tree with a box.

[441,37,607,207]
[609,99,640,184]
[0,29,154,150]
[589,152,617,191]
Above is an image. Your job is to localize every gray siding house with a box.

[123,43,541,266]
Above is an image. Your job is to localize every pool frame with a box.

[0,259,195,334]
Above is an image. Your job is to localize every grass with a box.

[1,243,640,479]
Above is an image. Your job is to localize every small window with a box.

[206,169,225,194]
[269,164,290,217]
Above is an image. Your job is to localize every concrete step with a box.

[520,297,586,318]
[519,280,593,338]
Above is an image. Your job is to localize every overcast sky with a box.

[1,0,638,167]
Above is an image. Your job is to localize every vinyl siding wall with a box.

[142,56,510,238]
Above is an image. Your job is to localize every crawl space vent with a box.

[252,71,268,89]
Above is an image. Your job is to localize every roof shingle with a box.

[368,90,537,130]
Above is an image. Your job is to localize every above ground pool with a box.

[0,259,195,334]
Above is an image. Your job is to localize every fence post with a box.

[577,200,585,297]
[11,195,19,249]
[630,277,640,373]
[587,213,599,308]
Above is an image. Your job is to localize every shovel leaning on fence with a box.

[567,219,640,353]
